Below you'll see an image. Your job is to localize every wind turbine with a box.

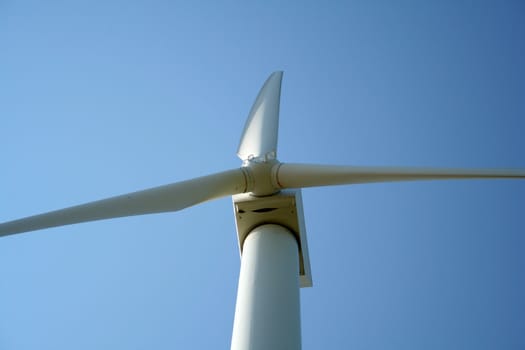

[1,71,524,350]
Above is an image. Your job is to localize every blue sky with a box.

[1,1,524,349]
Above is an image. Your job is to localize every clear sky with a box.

[1,1,524,349]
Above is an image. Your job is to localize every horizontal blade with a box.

[0,168,247,237]
[275,163,525,189]
[237,71,283,161]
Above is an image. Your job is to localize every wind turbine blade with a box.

[0,168,247,237]
[237,71,283,162]
[275,163,525,189]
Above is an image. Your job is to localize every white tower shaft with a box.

[231,224,301,350]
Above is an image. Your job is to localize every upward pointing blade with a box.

[0,168,247,237]
[237,71,283,161]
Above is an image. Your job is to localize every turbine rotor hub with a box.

[242,158,281,196]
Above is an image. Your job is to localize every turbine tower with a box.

[1,72,524,350]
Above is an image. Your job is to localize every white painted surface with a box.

[0,168,247,236]
[231,224,301,350]
[237,71,283,162]
[276,163,525,189]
